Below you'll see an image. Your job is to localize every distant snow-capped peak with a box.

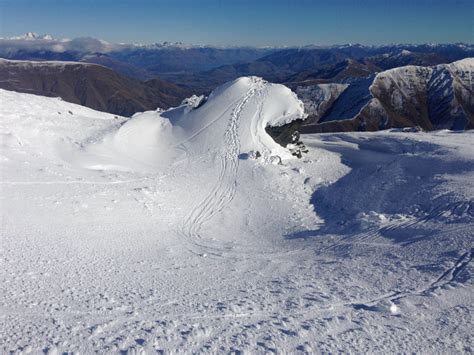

[9,32,55,41]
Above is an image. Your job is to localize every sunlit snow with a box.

[0,78,473,353]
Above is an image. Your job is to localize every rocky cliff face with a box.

[298,58,473,133]
[295,83,348,123]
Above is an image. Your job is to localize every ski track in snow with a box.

[348,249,473,311]
[180,80,266,256]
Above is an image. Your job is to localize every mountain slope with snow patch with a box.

[299,58,474,132]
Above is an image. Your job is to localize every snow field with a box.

[1,80,473,353]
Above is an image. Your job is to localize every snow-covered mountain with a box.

[178,44,474,90]
[7,32,55,41]
[1,76,473,352]
[298,58,474,132]
[295,83,348,119]
[1,33,472,84]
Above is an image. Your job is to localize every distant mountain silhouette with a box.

[0,59,191,116]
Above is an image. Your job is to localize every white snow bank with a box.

[76,76,306,170]
[0,89,126,173]
[74,111,186,171]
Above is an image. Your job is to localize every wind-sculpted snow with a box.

[0,85,473,353]
[179,79,266,253]
[67,76,305,172]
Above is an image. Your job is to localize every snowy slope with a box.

[0,89,124,169]
[321,74,376,122]
[1,84,473,353]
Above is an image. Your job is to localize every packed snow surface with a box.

[1,81,473,353]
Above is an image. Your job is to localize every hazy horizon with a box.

[0,0,472,47]
[2,31,473,48]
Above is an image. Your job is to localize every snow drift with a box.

[72,76,305,171]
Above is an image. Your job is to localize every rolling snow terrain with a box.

[0,79,473,353]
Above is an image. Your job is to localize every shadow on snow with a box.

[286,133,474,245]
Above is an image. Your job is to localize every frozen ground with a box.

[0,81,473,353]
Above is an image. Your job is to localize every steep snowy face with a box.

[372,66,432,111]
[321,74,376,123]
[427,66,468,129]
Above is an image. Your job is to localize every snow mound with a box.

[75,76,305,171]
[75,111,185,171]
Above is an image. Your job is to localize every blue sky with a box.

[0,0,472,46]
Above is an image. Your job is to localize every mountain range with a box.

[0,33,273,80]
[160,44,474,91]
[1,34,471,83]
[0,33,473,134]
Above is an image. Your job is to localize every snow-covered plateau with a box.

[0,77,473,353]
